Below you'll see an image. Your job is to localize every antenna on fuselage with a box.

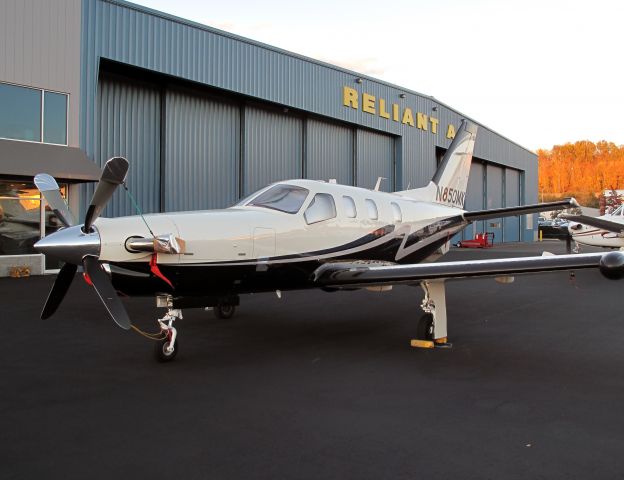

[374,177,387,191]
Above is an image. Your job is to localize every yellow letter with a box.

[446,123,456,139]
[379,99,390,119]
[392,104,400,122]
[343,86,358,109]
[362,93,376,114]
[402,108,414,126]
[430,117,439,134]
[417,112,428,130]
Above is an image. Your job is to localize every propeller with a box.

[34,157,132,330]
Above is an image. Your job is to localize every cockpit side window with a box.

[391,202,402,223]
[611,205,623,216]
[246,184,309,213]
[304,193,337,225]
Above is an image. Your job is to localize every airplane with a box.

[33,120,624,362]
[563,206,624,250]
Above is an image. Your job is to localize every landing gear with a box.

[214,303,236,320]
[155,336,178,362]
[154,295,183,362]
[411,280,451,349]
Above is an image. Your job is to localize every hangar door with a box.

[165,90,240,211]
[96,76,161,216]
[486,164,504,243]
[356,129,395,192]
[243,107,303,196]
[462,162,485,241]
[504,169,521,242]
[306,119,353,185]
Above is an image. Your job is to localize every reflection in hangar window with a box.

[304,193,337,225]
[365,199,378,220]
[247,184,309,214]
[391,202,402,223]
[342,196,357,218]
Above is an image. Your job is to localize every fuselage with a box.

[91,180,469,297]
[568,209,624,249]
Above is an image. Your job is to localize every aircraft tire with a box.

[155,338,178,362]
[416,313,434,340]
[214,304,236,320]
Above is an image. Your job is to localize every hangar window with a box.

[342,196,357,218]
[304,193,337,225]
[365,199,378,220]
[391,202,402,223]
[247,184,309,214]
[0,82,68,145]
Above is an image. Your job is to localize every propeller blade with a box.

[84,157,129,232]
[41,263,78,319]
[83,256,131,330]
[34,174,76,227]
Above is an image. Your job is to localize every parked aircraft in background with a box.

[33,121,624,362]
[564,206,624,249]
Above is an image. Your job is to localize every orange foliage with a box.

[538,141,624,198]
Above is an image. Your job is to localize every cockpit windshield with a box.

[245,184,309,213]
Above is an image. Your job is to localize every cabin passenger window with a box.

[365,199,378,220]
[342,196,357,218]
[304,193,337,224]
[247,184,309,213]
[391,202,402,223]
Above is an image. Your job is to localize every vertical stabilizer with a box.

[396,120,478,209]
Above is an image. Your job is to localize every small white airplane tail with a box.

[396,120,478,209]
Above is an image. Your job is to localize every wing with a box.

[561,214,624,234]
[312,252,618,288]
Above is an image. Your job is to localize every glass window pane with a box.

[365,199,378,220]
[43,91,67,144]
[343,196,357,218]
[391,202,402,222]
[304,193,337,225]
[247,184,309,213]
[0,83,41,142]
[0,197,41,256]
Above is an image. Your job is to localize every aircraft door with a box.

[253,227,276,258]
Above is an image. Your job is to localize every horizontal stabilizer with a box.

[561,214,624,234]
[464,198,578,222]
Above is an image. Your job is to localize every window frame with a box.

[391,202,402,223]
[0,81,69,146]
[365,199,379,220]
[304,193,337,225]
[342,195,357,218]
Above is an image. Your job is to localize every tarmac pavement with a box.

[2,240,624,479]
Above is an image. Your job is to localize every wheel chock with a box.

[411,339,435,349]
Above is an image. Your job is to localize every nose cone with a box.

[34,225,101,264]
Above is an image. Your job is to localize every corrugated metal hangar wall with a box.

[82,0,537,243]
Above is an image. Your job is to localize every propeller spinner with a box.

[34,157,131,329]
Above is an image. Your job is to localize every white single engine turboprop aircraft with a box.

[34,121,624,362]
[563,206,624,250]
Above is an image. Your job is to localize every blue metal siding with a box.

[356,130,395,192]
[486,164,504,243]
[463,162,485,241]
[94,75,160,216]
[306,119,353,185]
[80,0,538,240]
[164,90,239,211]
[504,168,521,242]
[243,107,302,196]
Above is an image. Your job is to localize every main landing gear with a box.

[411,280,452,349]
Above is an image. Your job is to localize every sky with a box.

[132,0,623,152]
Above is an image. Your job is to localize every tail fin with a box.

[396,120,478,209]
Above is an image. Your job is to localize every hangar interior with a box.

[0,0,537,276]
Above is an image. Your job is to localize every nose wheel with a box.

[155,335,179,362]
[214,303,236,320]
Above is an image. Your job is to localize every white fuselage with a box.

[95,180,466,267]
[569,211,624,249]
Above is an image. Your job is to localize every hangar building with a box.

[0,0,538,276]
